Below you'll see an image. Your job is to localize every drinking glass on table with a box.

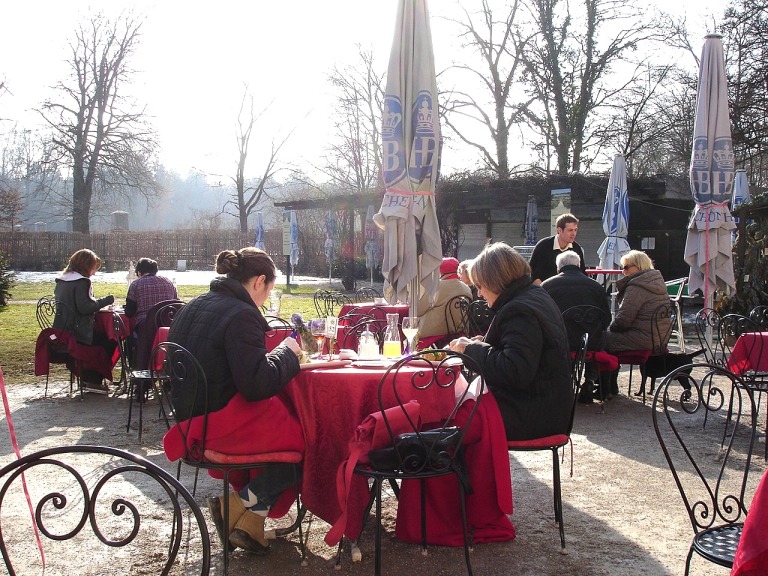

[402,316,419,355]
[310,318,326,359]
[268,289,282,315]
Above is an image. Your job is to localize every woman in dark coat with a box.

[162,247,303,555]
[449,242,573,441]
[53,249,115,392]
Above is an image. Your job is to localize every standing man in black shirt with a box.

[528,213,586,284]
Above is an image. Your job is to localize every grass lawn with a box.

[0,281,324,385]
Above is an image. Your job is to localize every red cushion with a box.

[507,434,569,450]
[589,351,620,371]
[614,349,652,364]
[202,450,303,465]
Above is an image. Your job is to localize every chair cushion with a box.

[614,349,652,364]
[590,351,620,372]
[202,449,302,465]
[507,434,569,450]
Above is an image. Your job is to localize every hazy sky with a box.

[1,0,724,181]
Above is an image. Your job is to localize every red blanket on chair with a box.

[395,394,516,546]
[34,328,114,381]
[162,393,305,518]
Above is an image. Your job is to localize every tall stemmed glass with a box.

[310,318,326,359]
[402,316,419,355]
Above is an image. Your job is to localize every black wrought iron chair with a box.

[749,305,768,330]
[617,301,675,403]
[0,445,211,575]
[35,296,77,397]
[694,308,724,366]
[113,312,172,441]
[355,286,382,302]
[154,342,306,574]
[561,304,614,406]
[339,318,388,355]
[507,338,583,550]
[466,299,495,337]
[348,350,485,576]
[314,289,353,318]
[652,363,758,576]
[718,314,768,458]
[444,294,471,339]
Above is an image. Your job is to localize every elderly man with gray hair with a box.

[541,251,611,403]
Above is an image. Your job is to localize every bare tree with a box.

[517,0,672,174]
[589,65,677,177]
[442,0,532,179]
[319,47,384,195]
[225,87,288,233]
[38,12,159,233]
[722,0,768,185]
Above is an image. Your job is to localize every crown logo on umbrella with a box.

[382,104,402,137]
[712,141,735,170]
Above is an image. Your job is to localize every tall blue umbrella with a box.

[254,212,265,250]
[683,34,736,305]
[289,210,299,277]
[374,0,442,316]
[597,155,631,270]
[524,195,538,246]
[324,210,337,282]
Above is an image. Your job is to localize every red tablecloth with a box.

[94,310,132,341]
[727,332,768,375]
[338,302,409,323]
[95,310,133,369]
[732,468,768,576]
[280,365,514,544]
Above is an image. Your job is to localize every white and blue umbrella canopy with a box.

[683,34,736,300]
[597,155,631,270]
[731,168,750,214]
[373,0,442,315]
[289,210,299,269]
[254,212,265,250]
[324,210,337,262]
[524,195,538,246]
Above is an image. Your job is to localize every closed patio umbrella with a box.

[524,195,538,246]
[683,34,736,305]
[597,155,631,271]
[364,204,379,287]
[289,210,299,277]
[254,212,265,251]
[325,210,337,282]
[731,169,750,242]
[373,0,442,317]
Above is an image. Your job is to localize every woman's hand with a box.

[448,336,473,354]
[281,336,302,356]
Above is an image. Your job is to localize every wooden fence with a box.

[0,230,375,280]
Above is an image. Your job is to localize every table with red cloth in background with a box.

[279,364,514,545]
[732,468,768,576]
[726,332,768,375]
[336,302,409,353]
[338,302,410,323]
[95,309,133,370]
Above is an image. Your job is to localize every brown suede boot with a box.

[208,492,246,548]
[229,510,270,555]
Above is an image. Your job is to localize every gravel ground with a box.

[2,366,765,576]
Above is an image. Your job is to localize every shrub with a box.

[0,251,16,308]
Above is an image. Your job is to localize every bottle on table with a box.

[358,324,378,359]
[382,313,402,358]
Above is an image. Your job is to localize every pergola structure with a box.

[275,192,381,289]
